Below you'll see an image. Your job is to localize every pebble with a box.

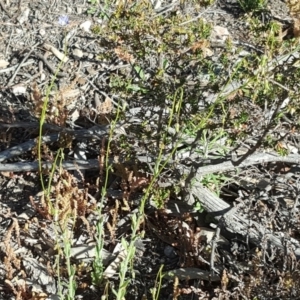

[39,28,46,36]
[73,48,84,58]
[164,245,177,258]
[80,20,92,32]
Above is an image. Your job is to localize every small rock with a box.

[73,48,83,58]
[239,50,251,57]
[203,47,213,57]
[80,20,92,32]
[18,8,30,24]
[164,245,177,258]
[87,66,97,75]
[11,84,26,96]
[39,28,46,36]
[0,59,9,68]
[287,144,298,154]
[211,25,230,42]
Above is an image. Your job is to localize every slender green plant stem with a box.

[92,104,122,286]
[152,264,164,300]
[114,87,185,299]
[37,47,68,197]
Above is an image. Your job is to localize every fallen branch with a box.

[194,152,300,176]
[0,125,110,163]
[187,179,300,258]
[0,159,99,172]
[164,267,220,281]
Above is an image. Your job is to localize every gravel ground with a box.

[1,0,300,299]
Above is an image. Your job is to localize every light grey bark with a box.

[188,179,300,258]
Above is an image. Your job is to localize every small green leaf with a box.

[134,65,145,80]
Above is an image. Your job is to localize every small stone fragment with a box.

[164,245,177,258]
[80,20,92,32]
[73,48,84,58]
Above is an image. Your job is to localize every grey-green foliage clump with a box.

[238,0,267,12]
[30,0,300,299]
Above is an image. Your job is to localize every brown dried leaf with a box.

[57,131,73,149]
[221,269,229,291]
[114,46,135,63]
[97,97,113,114]
[287,0,300,18]
[0,171,14,178]
[190,40,213,57]
[286,0,300,37]
[60,88,80,99]
[30,82,43,118]
[31,82,42,103]
[294,18,300,37]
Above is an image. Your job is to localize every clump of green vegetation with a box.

[238,0,267,12]
[22,0,300,299]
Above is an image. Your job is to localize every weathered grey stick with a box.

[31,52,68,78]
[7,43,39,86]
[0,159,99,172]
[194,152,300,176]
[0,122,62,130]
[0,125,110,163]
[164,267,220,281]
[189,180,300,258]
